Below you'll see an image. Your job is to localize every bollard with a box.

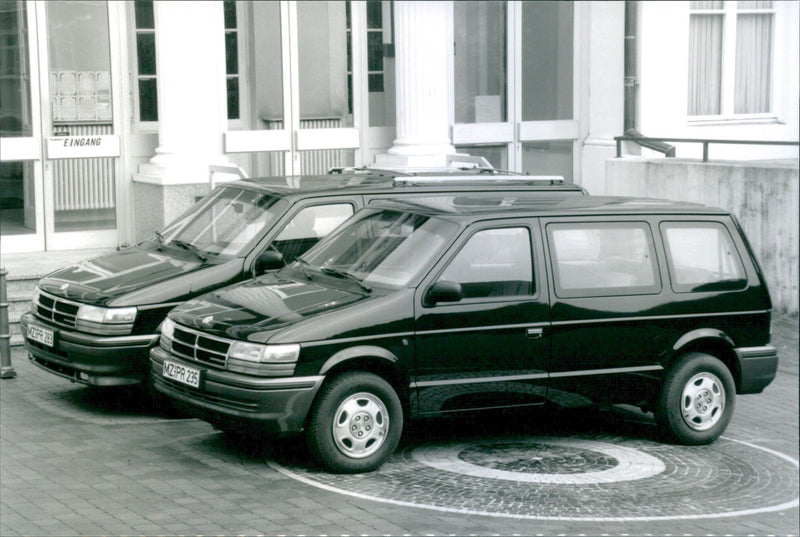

[0,267,17,379]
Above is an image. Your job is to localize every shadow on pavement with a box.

[51,384,188,420]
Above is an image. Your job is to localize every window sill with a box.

[687,115,782,127]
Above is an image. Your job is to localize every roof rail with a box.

[446,154,494,169]
[328,166,413,176]
[209,164,249,188]
[393,175,565,186]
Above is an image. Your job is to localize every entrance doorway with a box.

[0,1,123,254]
[224,1,379,176]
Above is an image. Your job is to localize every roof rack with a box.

[392,175,565,186]
[328,166,413,177]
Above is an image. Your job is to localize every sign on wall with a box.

[46,135,120,159]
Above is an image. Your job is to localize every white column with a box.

[132,1,230,241]
[374,1,455,169]
[136,0,229,185]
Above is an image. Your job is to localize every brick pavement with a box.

[1,315,797,537]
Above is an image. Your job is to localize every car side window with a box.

[438,227,533,299]
[548,222,660,298]
[661,221,746,292]
[273,204,354,263]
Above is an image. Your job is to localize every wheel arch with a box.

[668,329,741,391]
[316,345,408,406]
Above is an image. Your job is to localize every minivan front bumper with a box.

[21,312,159,386]
[735,345,779,394]
[150,346,323,435]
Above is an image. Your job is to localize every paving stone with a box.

[1,317,798,536]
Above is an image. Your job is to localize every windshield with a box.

[157,186,284,258]
[300,209,460,289]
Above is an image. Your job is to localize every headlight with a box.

[159,318,175,351]
[76,304,137,324]
[31,287,40,310]
[227,342,300,364]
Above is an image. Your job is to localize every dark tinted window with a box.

[548,222,660,298]
[661,221,746,292]
[439,227,533,299]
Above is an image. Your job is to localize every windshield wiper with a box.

[320,266,372,294]
[293,257,313,280]
[154,230,165,249]
[169,239,207,262]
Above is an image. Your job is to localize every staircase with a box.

[2,249,114,346]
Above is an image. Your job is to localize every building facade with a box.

[0,1,796,255]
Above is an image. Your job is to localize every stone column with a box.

[133,1,230,241]
[374,1,456,169]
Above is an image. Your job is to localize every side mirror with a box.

[426,280,463,305]
[253,249,284,276]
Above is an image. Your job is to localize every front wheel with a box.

[656,352,735,445]
[306,372,403,473]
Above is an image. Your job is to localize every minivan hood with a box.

[38,246,212,305]
[169,272,367,340]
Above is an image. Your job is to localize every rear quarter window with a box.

[660,221,747,293]
[547,221,661,298]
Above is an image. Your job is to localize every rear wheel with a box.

[306,372,402,473]
[656,352,735,445]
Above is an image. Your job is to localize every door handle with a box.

[526,327,543,339]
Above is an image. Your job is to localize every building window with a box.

[224,0,240,120]
[133,0,157,122]
[346,1,386,115]
[688,1,774,117]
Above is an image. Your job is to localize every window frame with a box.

[687,1,777,123]
[659,220,748,294]
[546,220,662,299]
[428,222,537,305]
[129,0,158,131]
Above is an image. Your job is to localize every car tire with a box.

[656,352,735,445]
[306,371,402,473]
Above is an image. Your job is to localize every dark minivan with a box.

[21,168,584,389]
[150,194,777,473]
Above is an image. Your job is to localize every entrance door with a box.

[0,1,44,253]
[1,1,123,254]
[451,1,579,180]
[224,1,362,176]
[36,1,122,250]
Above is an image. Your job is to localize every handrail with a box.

[615,134,799,162]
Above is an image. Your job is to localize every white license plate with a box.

[162,360,201,388]
[27,324,54,347]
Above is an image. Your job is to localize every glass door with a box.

[0,0,45,253]
[452,1,579,181]
[36,0,122,250]
[225,0,363,176]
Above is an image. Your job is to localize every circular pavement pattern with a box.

[270,434,799,521]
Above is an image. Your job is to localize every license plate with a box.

[27,324,54,347]
[162,360,201,388]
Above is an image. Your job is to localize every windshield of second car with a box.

[157,187,284,258]
[300,209,460,290]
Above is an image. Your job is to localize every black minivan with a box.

[21,169,584,390]
[150,194,777,473]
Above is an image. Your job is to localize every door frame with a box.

[223,0,364,174]
[32,0,126,251]
[0,2,45,253]
[450,1,582,179]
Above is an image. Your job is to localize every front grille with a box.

[170,324,231,368]
[35,292,79,328]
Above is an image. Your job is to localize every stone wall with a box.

[597,158,799,314]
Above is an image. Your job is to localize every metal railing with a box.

[615,131,799,162]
